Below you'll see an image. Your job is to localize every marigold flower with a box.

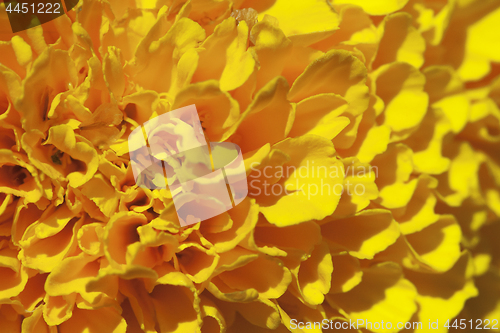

[0,0,499,332]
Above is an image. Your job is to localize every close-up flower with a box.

[0,0,499,332]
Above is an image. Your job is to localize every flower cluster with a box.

[0,0,499,331]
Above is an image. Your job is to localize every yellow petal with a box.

[103,46,126,101]
[19,217,83,273]
[372,144,419,209]
[80,174,119,218]
[424,66,463,102]
[330,253,363,293]
[172,80,240,142]
[220,21,256,92]
[103,211,146,267]
[201,197,259,253]
[373,13,426,69]
[322,209,400,260]
[129,18,205,93]
[414,1,455,46]
[176,242,219,284]
[328,262,418,332]
[250,18,292,91]
[281,44,324,87]
[44,253,104,305]
[436,142,482,206]
[405,109,451,175]
[246,146,290,186]
[31,203,78,240]
[465,270,500,325]
[344,108,391,163]
[293,241,333,306]
[258,0,339,45]
[406,215,462,272]
[249,220,321,260]
[43,294,76,326]
[405,252,478,333]
[288,93,350,140]
[168,48,199,97]
[150,284,201,333]
[22,125,99,188]
[232,298,281,330]
[199,294,227,333]
[16,48,77,133]
[59,306,127,333]
[332,0,410,16]
[0,247,28,299]
[194,17,255,92]
[77,222,104,256]
[207,277,259,303]
[120,90,159,129]
[256,136,344,226]
[16,272,46,312]
[216,255,291,299]
[311,5,377,54]
[0,150,44,204]
[277,290,328,333]
[21,306,57,333]
[289,50,369,119]
[332,157,379,217]
[232,76,294,153]
[432,94,470,133]
[373,235,428,272]
[0,39,28,82]
[119,279,157,333]
[458,6,500,81]
[372,62,429,134]
[12,201,43,246]
[394,175,441,235]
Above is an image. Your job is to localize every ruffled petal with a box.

[255,136,344,226]
[322,209,400,260]
[257,0,339,46]
[332,0,410,16]
[327,262,418,331]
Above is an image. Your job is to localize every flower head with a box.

[0,0,499,332]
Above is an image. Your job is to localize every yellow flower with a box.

[0,0,499,332]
